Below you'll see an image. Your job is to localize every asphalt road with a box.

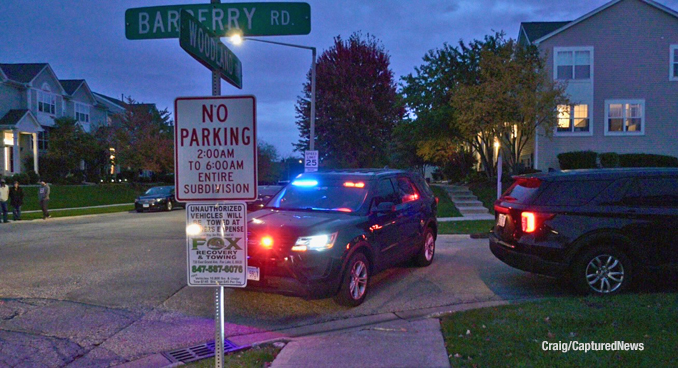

[0,210,573,366]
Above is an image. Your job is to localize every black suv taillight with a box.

[520,211,554,233]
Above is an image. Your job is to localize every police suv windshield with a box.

[267,179,369,213]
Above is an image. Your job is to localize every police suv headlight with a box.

[292,232,338,252]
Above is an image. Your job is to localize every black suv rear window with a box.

[501,178,542,204]
[532,180,613,206]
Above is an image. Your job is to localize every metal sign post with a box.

[211,5,223,367]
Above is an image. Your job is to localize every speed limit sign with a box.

[304,150,318,172]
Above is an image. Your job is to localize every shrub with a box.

[442,150,476,183]
[557,151,598,169]
[598,152,620,168]
[618,153,678,167]
[9,172,30,185]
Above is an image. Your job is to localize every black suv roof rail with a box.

[515,167,678,181]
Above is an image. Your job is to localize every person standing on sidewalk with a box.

[0,179,8,223]
[38,181,51,219]
[9,180,24,221]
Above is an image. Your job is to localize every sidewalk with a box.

[263,300,508,368]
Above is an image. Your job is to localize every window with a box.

[75,103,90,123]
[371,179,399,211]
[671,45,678,81]
[557,104,590,134]
[533,180,613,206]
[623,177,678,207]
[38,129,49,150]
[555,47,592,80]
[605,100,644,135]
[396,177,420,203]
[38,90,56,115]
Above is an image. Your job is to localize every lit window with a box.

[605,100,644,135]
[555,47,592,80]
[557,104,589,134]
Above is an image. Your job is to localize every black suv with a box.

[246,169,438,306]
[490,168,678,295]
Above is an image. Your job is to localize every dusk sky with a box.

[4,0,678,157]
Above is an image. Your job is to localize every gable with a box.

[534,0,678,44]
[0,109,43,133]
[29,65,66,95]
[62,79,96,105]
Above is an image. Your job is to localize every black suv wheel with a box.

[571,245,632,295]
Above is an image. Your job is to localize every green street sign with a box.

[126,2,311,40]
[179,10,242,89]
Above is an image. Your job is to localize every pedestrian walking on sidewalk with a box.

[0,179,8,223]
[9,180,24,221]
[38,181,51,219]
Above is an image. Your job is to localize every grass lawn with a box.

[17,184,148,211]
[467,180,510,215]
[186,345,281,368]
[439,220,495,235]
[19,204,136,220]
[442,293,677,367]
[432,185,463,217]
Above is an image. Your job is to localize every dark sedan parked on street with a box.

[245,169,438,306]
[135,186,183,212]
[490,168,678,295]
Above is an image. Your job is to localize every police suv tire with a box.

[414,228,436,267]
[335,252,370,307]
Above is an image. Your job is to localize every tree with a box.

[451,35,568,176]
[294,32,404,168]
[111,98,174,176]
[257,141,281,184]
[403,32,568,178]
[498,44,569,174]
[400,38,484,178]
[390,119,433,176]
[43,117,109,182]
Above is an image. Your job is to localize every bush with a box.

[557,151,598,169]
[618,153,678,167]
[598,152,620,168]
[441,150,476,183]
[9,172,30,185]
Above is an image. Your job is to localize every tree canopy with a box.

[257,141,281,184]
[401,32,568,178]
[294,32,404,168]
[110,98,174,174]
[43,117,109,182]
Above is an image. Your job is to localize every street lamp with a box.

[229,34,316,151]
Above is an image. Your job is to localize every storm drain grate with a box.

[162,339,242,364]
